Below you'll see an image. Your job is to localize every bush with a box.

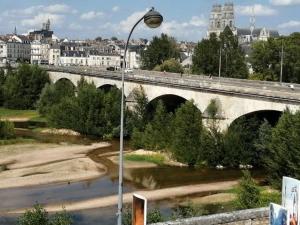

[0,120,15,139]
[147,208,163,223]
[18,204,72,225]
[236,171,261,209]
[18,204,49,225]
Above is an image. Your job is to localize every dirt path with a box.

[6,180,238,214]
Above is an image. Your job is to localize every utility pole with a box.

[280,40,284,85]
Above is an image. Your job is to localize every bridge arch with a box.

[229,109,283,129]
[147,94,188,114]
[53,77,77,88]
[97,84,119,93]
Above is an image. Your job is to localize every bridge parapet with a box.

[43,65,300,104]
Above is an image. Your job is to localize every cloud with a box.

[119,9,149,33]
[80,11,104,20]
[69,23,83,30]
[236,4,277,16]
[278,20,300,28]
[21,13,64,27]
[44,4,71,14]
[159,16,207,39]
[112,6,120,12]
[270,0,300,5]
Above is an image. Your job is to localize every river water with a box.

[0,127,264,224]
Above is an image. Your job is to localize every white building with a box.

[49,44,61,66]
[88,50,121,68]
[6,35,31,63]
[60,51,88,66]
[0,37,8,65]
[31,40,50,64]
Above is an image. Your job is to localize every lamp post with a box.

[117,7,163,225]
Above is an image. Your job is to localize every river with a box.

[0,126,264,224]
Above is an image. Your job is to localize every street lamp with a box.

[117,7,163,225]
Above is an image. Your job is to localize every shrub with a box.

[236,171,261,209]
[0,120,15,139]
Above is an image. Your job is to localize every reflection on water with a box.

[0,127,266,224]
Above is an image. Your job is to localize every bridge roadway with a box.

[41,65,300,104]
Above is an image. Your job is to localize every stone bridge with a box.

[43,66,300,130]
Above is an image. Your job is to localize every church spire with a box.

[13,26,17,35]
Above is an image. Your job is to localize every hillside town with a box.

[0,3,279,71]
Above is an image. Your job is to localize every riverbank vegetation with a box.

[0,63,299,189]
[18,204,72,225]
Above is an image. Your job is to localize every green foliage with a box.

[264,110,300,187]
[18,204,72,225]
[236,171,261,209]
[192,33,220,75]
[142,101,172,150]
[147,208,164,223]
[3,64,50,109]
[154,58,184,73]
[122,207,132,225]
[18,204,49,225]
[126,86,150,134]
[0,120,15,139]
[251,33,300,83]
[50,210,72,225]
[125,154,165,165]
[171,101,204,167]
[45,79,120,137]
[206,99,218,119]
[192,28,248,79]
[141,33,180,70]
[222,117,263,167]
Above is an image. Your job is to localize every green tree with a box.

[38,80,75,116]
[141,33,180,70]
[154,58,184,73]
[171,101,204,166]
[219,26,248,79]
[264,110,300,187]
[236,170,261,209]
[251,33,300,83]
[3,64,50,109]
[0,69,5,105]
[192,27,248,79]
[192,33,220,75]
[129,86,150,132]
[222,117,263,168]
[143,100,173,150]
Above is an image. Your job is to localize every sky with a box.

[0,0,299,41]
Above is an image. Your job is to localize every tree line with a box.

[141,29,300,83]
[0,63,299,188]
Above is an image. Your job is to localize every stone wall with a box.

[151,207,269,225]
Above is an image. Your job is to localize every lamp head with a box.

[144,8,163,29]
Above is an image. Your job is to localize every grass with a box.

[0,107,39,119]
[125,153,165,165]
[0,138,37,145]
